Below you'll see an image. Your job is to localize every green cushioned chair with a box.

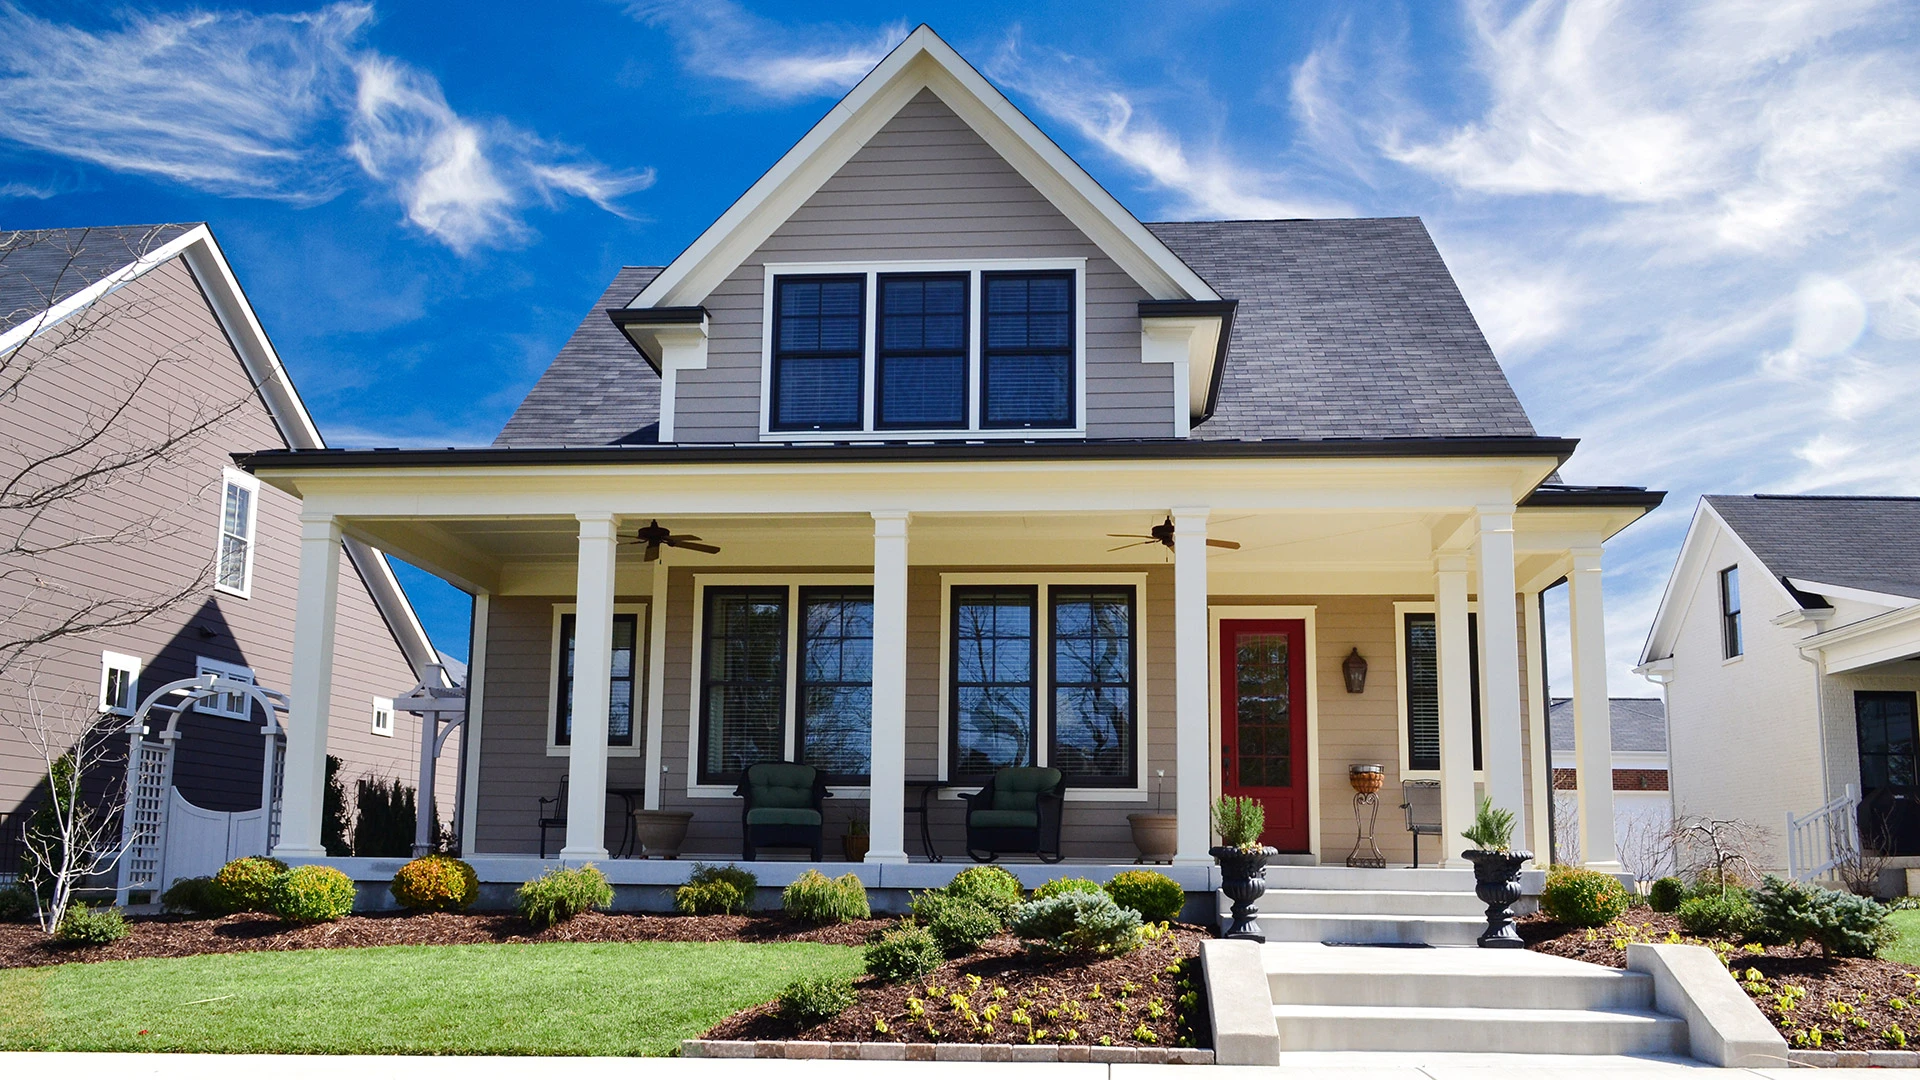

[735,761,829,860]
[963,767,1066,863]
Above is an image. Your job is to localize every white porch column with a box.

[1569,545,1622,870]
[561,512,618,861]
[275,514,341,859]
[642,559,670,811]
[458,592,489,855]
[1434,553,1475,867]
[1173,506,1212,864]
[867,511,910,864]
[1475,506,1527,840]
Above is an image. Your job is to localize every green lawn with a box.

[0,941,861,1055]
[1885,909,1920,965]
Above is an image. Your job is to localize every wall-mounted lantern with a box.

[1342,647,1368,694]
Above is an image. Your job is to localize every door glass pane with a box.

[1235,632,1291,788]
[1858,692,1920,791]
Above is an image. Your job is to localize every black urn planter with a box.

[1463,848,1532,948]
[1211,845,1277,941]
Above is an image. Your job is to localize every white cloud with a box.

[0,4,649,251]
[630,0,907,100]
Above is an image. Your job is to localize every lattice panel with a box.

[266,734,285,850]
[122,739,170,889]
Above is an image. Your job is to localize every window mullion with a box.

[785,585,800,762]
[968,270,981,431]
[863,272,877,432]
[1036,584,1050,768]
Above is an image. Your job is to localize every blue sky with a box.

[6,1,1917,692]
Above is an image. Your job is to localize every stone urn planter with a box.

[630,809,694,859]
[1211,844,1278,941]
[1463,848,1532,948]
[1127,813,1177,863]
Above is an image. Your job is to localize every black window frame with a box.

[949,585,1040,781]
[979,269,1076,430]
[1403,611,1482,773]
[555,611,641,749]
[874,272,969,431]
[697,586,791,785]
[1048,585,1138,788]
[1719,566,1743,659]
[1855,690,1920,794]
[769,273,867,433]
[795,586,875,784]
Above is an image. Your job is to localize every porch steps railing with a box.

[1786,784,1860,884]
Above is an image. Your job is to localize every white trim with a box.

[193,657,256,719]
[371,696,395,738]
[99,650,142,716]
[1207,605,1320,860]
[214,466,260,598]
[547,602,649,758]
[1391,600,1487,783]
[629,26,1217,312]
[686,574,875,798]
[935,572,1152,803]
[1786,578,1920,609]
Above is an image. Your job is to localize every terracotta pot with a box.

[1211,844,1278,942]
[1349,764,1384,795]
[842,833,870,862]
[1127,813,1177,864]
[1463,848,1533,948]
[630,809,693,859]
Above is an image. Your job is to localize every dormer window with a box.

[771,275,865,431]
[983,271,1073,428]
[877,273,968,429]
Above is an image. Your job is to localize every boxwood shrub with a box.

[211,855,289,914]
[864,921,944,982]
[778,974,857,1026]
[943,865,1022,923]
[160,876,227,917]
[1677,887,1758,938]
[54,902,128,944]
[1032,877,1103,902]
[390,855,479,912]
[1647,876,1686,914]
[1105,869,1186,923]
[1539,865,1629,927]
[271,864,357,923]
[910,890,1000,956]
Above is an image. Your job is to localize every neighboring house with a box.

[0,224,451,885]
[1639,494,1920,880]
[242,27,1661,879]
[1547,697,1670,873]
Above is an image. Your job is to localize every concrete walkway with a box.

[0,1052,1856,1078]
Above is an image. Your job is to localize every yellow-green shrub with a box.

[211,855,288,913]
[270,864,357,923]
[1539,865,1630,927]
[390,855,478,912]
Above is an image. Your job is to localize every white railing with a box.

[1786,784,1860,883]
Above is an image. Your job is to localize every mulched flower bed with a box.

[1523,907,1920,1052]
[0,909,892,970]
[704,924,1204,1051]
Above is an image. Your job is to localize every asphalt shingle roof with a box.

[1548,697,1667,754]
[1706,495,1920,602]
[495,267,663,447]
[0,224,198,332]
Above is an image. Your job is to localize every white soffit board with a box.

[632,25,1218,309]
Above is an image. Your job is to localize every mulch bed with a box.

[0,909,892,970]
[704,924,1203,1050]
[1523,907,1920,1052]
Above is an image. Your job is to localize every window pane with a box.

[702,589,788,780]
[1404,614,1439,771]
[952,588,1035,776]
[982,272,1074,428]
[557,613,639,747]
[217,534,249,591]
[1052,588,1134,784]
[984,354,1072,426]
[773,276,864,430]
[776,356,862,427]
[798,588,872,779]
[877,274,966,429]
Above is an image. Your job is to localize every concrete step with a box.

[1250,912,1489,946]
[1251,887,1488,917]
[1270,1003,1689,1055]
[1253,865,1546,893]
[1268,962,1655,1011]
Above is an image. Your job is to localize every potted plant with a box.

[841,818,869,862]
[1127,770,1176,863]
[1460,795,1532,948]
[1210,795,1277,941]
[630,808,695,859]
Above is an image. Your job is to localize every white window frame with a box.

[685,575,874,797]
[194,657,256,720]
[99,651,142,716]
[371,696,395,738]
[936,572,1151,803]
[214,467,261,598]
[1392,600,1486,783]
[758,258,1088,442]
[548,602,650,758]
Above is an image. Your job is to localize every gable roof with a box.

[1548,697,1667,754]
[1704,495,1920,604]
[0,223,442,683]
[630,25,1217,312]
[1151,219,1536,440]
[496,267,662,447]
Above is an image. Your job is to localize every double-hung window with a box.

[1719,566,1743,659]
[1401,611,1480,773]
[215,468,259,596]
[553,611,641,751]
[100,651,141,716]
[876,274,968,429]
[796,588,874,781]
[771,276,865,431]
[982,271,1074,428]
[700,587,791,781]
[952,587,1039,777]
[1049,588,1136,784]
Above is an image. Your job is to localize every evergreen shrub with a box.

[1105,870,1186,923]
[518,865,613,928]
[1010,891,1143,957]
[390,855,479,912]
[270,864,357,923]
[211,856,289,914]
[1539,865,1630,927]
[54,902,127,944]
[781,869,870,923]
[864,922,944,982]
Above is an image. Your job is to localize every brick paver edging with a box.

[682,1040,1214,1063]
[1788,1048,1920,1067]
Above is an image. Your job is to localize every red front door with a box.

[1220,619,1310,852]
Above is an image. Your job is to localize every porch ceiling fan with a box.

[1107,515,1241,553]
[625,519,720,562]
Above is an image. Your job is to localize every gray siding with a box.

[0,256,437,824]
[672,88,1172,444]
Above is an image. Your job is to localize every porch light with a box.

[1342,647,1368,694]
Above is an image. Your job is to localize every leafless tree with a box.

[1551,793,1581,866]
[5,675,130,933]
[1672,815,1770,894]
[1615,812,1678,891]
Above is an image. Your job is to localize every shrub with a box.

[351,776,415,858]
[211,855,289,914]
[160,876,227,917]
[944,865,1023,923]
[864,922,944,982]
[390,855,479,912]
[1033,877,1103,902]
[271,864,357,923]
[54,902,127,945]
[1105,870,1186,923]
[777,974,857,1027]
[0,883,37,922]
[910,890,1001,956]
[782,869,870,923]
[1212,794,1265,849]
[1539,865,1630,927]
[1752,875,1894,958]
[322,755,352,858]
[1011,891,1143,957]
[1461,795,1517,852]
[1677,888,1758,938]
[675,863,757,915]
[1647,876,1686,914]
[518,864,613,928]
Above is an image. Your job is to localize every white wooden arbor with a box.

[392,663,466,857]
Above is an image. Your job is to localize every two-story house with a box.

[240,27,1660,904]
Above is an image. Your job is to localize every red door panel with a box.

[1220,619,1310,852]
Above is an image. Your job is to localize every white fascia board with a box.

[1139,313,1224,426]
[1784,578,1919,609]
[1799,602,1920,674]
[1638,499,1797,666]
[631,25,1217,310]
